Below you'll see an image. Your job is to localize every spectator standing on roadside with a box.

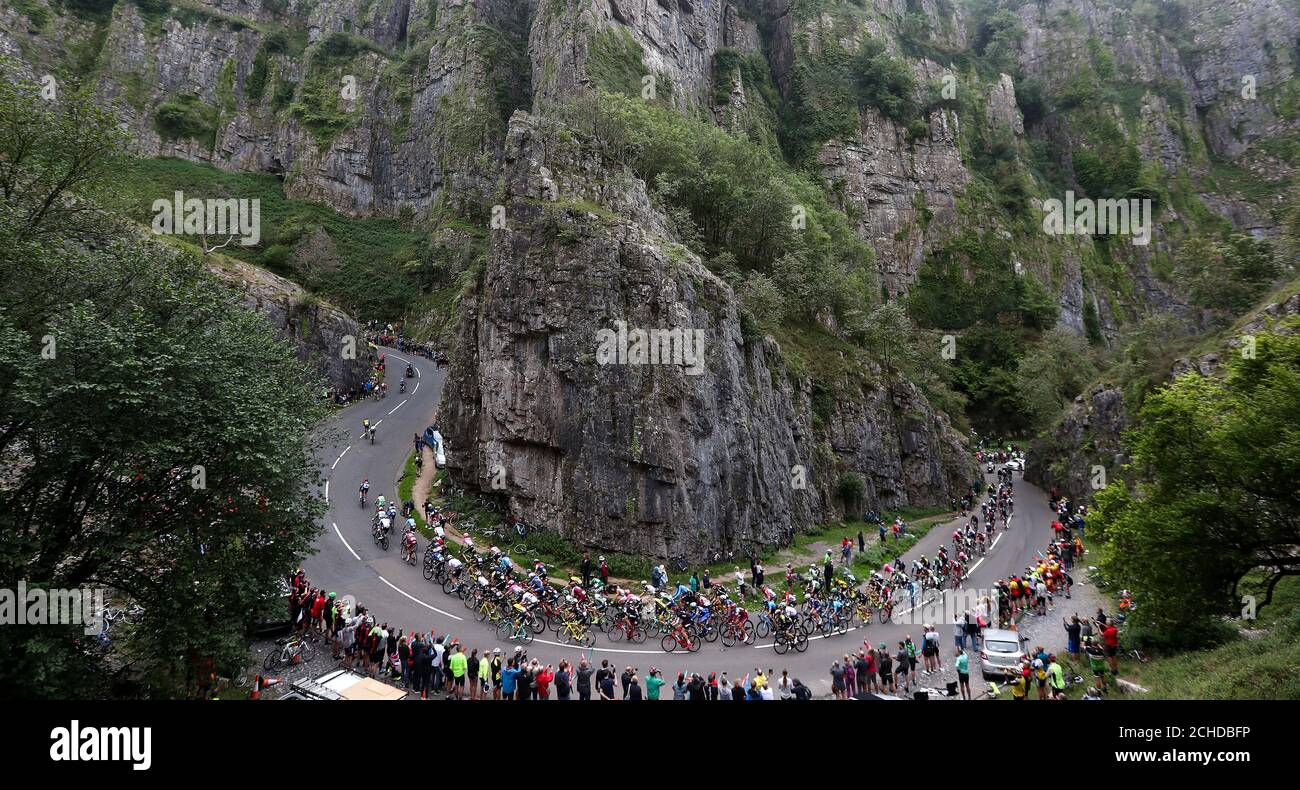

[576,658,593,701]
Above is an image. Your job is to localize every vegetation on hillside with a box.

[1089,322,1300,648]
[0,71,327,698]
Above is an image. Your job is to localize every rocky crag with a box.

[7,0,1299,556]
[438,112,970,556]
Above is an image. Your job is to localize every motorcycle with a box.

[406,364,415,378]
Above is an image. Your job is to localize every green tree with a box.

[0,60,125,242]
[1014,329,1098,430]
[1090,324,1300,642]
[1174,234,1280,318]
[0,71,327,698]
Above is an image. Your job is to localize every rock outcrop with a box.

[209,257,370,392]
[1024,384,1128,505]
[439,113,972,558]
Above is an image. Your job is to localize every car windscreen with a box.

[987,640,1019,654]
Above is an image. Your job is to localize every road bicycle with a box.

[371,520,390,551]
[719,617,756,647]
[660,623,702,653]
[669,554,689,573]
[102,602,145,630]
[606,613,648,644]
[772,625,809,654]
[400,535,418,565]
[496,607,535,645]
[263,634,314,670]
[554,617,597,648]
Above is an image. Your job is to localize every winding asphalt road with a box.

[302,348,1061,696]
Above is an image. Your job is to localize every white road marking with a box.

[332,523,360,561]
[412,380,420,394]
[375,576,463,621]
[324,481,329,503]
[388,399,406,415]
[389,353,420,379]
[332,446,351,469]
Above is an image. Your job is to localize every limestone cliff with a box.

[439,113,971,556]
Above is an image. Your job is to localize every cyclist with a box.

[358,477,370,504]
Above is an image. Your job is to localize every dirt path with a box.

[410,445,436,524]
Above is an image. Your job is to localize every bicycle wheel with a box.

[755,618,771,640]
[721,625,739,648]
[742,621,756,645]
[519,624,534,645]
[441,578,458,595]
[794,632,810,652]
[878,604,893,624]
[608,622,625,642]
[660,633,678,653]
[774,636,790,655]
[423,561,436,581]
[379,533,389,551]
[701,622,719,643]
[629,625,647,644]
[496,620,513,641]
[263,647,282,671]
[581,629,596,649]
[297,642,315,663]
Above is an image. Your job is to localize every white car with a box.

[980,628,1027,680]
[1004,458,1024,473]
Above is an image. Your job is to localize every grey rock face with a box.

[210,258,370,392]
[1024,384,1128,504]
[530,0,746,112]
[438,113,972,558]
[818,103,970,296]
